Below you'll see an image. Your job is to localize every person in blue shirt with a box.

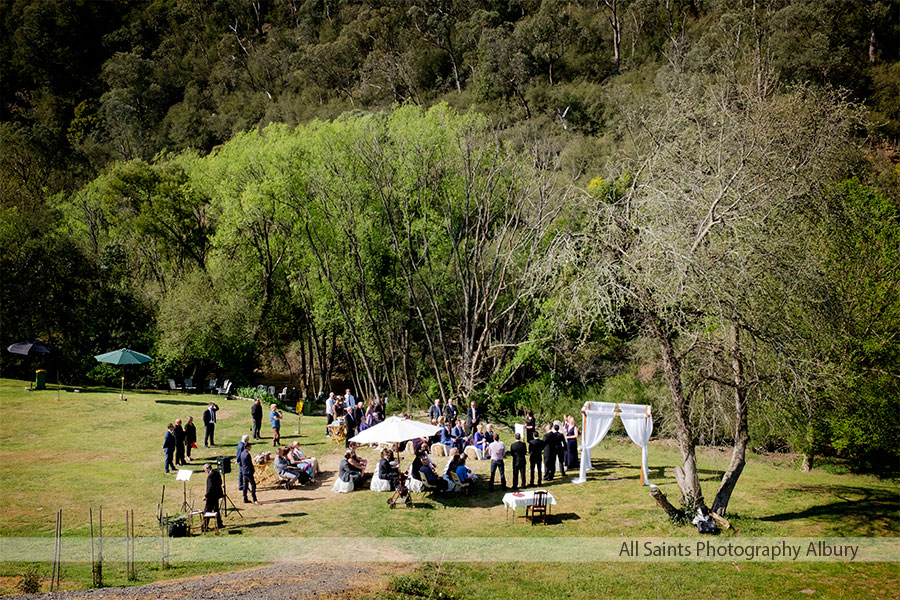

[270,404,282,447]
[455,454,470,484]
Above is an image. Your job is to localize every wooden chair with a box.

[167,379,182,394]
[184,378,197,392]
[526,490,549,525]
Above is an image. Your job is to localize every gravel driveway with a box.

[6,564,372,600]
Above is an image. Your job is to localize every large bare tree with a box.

[542,76,861,516]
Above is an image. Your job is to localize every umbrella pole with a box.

[120,366,126,401]
[57,367,60,402]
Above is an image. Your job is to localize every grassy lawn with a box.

[0,378,897,597]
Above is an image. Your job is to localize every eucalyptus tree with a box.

[541,76,862,516]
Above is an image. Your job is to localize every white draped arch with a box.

[572,401,653,485]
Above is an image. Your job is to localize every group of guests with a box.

[325,390,387,446]
[162,403,220,473]
[162,415,200,473]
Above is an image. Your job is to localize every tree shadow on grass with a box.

[230,520,289,529]
[155,399,211,406]
[278,512,308,518]
[760,485,899,535]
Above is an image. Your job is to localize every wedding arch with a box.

[572,401,653,485]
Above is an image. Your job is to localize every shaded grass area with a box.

[0,378,898,597]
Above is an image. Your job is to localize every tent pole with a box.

[120,366,125,401]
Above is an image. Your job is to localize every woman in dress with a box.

[564,414,579,469]
[270,403,282,447]
[524,410,536,442]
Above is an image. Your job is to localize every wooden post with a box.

[89,508,95,587]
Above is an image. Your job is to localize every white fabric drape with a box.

[370,463,392,492]
[573,401,652,485]
[620,413,653,485]
[573,402,617,483]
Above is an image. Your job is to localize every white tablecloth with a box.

[502,490,556,510]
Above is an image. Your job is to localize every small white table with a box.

[502,490,556,521]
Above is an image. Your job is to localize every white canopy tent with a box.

[572,401,653,485]
[348,416,440,445]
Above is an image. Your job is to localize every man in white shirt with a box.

[325,392,336,435]
[487,433,507,491]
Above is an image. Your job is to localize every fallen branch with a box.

[649,484,684,522]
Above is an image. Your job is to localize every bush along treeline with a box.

[2,0,898,494]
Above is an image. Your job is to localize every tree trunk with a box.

[712,323,750,516]
[646,311,704,507]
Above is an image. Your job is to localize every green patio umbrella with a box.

[94,348,153,401]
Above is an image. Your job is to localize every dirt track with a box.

[7,563,375,600]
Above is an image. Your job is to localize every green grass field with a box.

[0,379,897,598]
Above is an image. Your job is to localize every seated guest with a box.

[419,459,448,491]
[451,420,468,453]
[472,424,489,460]
[287,441,319,478]
[410,451,424,481]
[273,448,302,488]
[455,455,471,484]
[338,451,362,486]
[378,448,401,491]
[348,443,368,482]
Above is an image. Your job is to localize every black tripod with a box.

[219,469,242,519]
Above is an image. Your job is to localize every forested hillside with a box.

[2,0,898,476]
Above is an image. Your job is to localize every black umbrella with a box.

[7,340,60,398]
[7,340,57,356]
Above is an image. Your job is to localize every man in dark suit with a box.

[236,435,249,491]
[162,424,176,474]
[464,401,479,436]
[528,432,545,487]
[509,432,527,490]
[543,424,566,481]
[443,398,458,423]
[203,402,219,447]
[250,399,263,440]
[239,443,259,504]
[173,418,186,466]
[202,463,225,528]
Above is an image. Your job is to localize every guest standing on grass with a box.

[270,403,282,447]
[564,414,579,469]
[325,392,336,434]
[202,463,224,529]
[528,430,545,487]
[184,416,197,462]
[524,410,536,442]
[509,433,527,490]
[173,418,186,466]
[428,399,442,422]
[203,402,219,447]
[237,435,250,491]
[239,443,259,504]
[251,399,263,440]
[163,423,176,474]
[488,433,507,491]
[443,398,458,423]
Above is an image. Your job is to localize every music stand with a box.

[176,469,193,512]
[219,467,242,519]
